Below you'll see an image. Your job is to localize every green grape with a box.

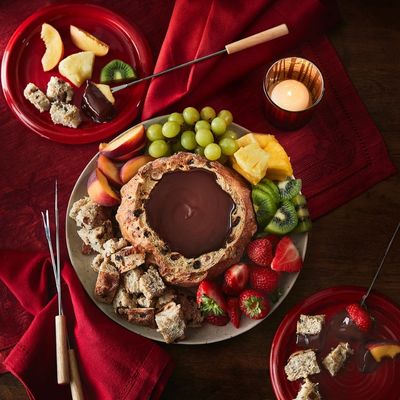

[204,143,222,161]
[218,109,233,126]
[211,117,227,136]
[195,120,211,132]
[172,139,185,153]
[194,146,205,157]
[219,137,238,156]
[200,106,216,122]
[181,130,197,150]
[182,107,200,125]
[221,129,238,140]
[148,140,169,158]
[146,124,163,141]
[168,112,185,127]
[162,121,181,138]
[195,128,214,147]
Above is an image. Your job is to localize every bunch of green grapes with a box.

[145,106,239,162]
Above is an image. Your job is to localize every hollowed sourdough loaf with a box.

[116,152,256,287]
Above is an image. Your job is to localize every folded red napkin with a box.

[142,0,396,218]
[0,251,173,400]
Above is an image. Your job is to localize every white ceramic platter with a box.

[66,116,308,344]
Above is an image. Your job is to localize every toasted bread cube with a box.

[24,83,51,112]
[322,342,353,376]
[113,287,137,314]
[102,238,129,257]
[296,315,325,336]
[94,258,119,304]
[294,378,321,400]
[50,101,81,128]
[111,246,145,273]
[139,266,166,299]
[155,302,186,344]
[46,76,74,103]
[77,220,113,253]
[123,268,143,294]
[69,197,109,229]
[285,350,320,381]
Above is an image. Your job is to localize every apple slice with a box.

[70,25,109,56]
[95,83,115,104]
[367,342,400,362]
[120,155,153,184]
[97,154,122,187]
[87,168,120,206]
[112,141,146,161]
[59,51,95,87]
[41,23,64,71]
[99,124,145,159]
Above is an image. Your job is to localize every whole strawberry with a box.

[197,280,227,316]
[247,236,276,266]
[205,314,229,326]
[227,297,241,328]
[222,263,250,295]
[239,289,270,320]
[249,267,280,293]
[345,303,372,332]
[271,236,303,273]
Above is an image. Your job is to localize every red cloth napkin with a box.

[142,0,396,218]
[0,251,174,399]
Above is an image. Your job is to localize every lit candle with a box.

[270,79,311,112]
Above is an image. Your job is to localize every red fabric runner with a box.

[0,0,396,398]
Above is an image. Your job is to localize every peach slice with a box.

[40,23,64,72]
[120,155,153,184]
[70,25,109,56]
[112,140,146,161]
[97,154,122,187]
[87,168,120,206]
[367,342,400,362]
[99,124,145,159]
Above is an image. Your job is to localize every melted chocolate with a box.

[296,333,325,350]
[358,346,379,373]
[329,311,368,342]
[145,169,235,258]
[81,81,116,123]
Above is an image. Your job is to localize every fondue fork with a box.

[41,181,84,399]
[111,24,289,93]
[360,221,400,306]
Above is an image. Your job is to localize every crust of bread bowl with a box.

[116,152,256,287]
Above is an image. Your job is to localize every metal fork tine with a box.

[41,210,58,286]
[55,180,62,316]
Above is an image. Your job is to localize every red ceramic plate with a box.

[270,286,400,400]
[1,4,153,144]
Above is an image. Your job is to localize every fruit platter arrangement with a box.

[67,105,311,344]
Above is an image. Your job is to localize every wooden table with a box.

[1,1,399,399]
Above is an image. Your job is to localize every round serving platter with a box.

[66,116,308,344]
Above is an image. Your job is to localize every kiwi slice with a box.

[256,178,280,203]
[252,191,278,228]
[100,59,137,84]
[265,200,298,235]
[292,194,312,233]
[278,178,302,201]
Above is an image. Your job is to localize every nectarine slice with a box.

[112,141,146,161]
[100,124,145,159]
[368,342,400,362]
[120,155,153,184]
[41,23,64,72]
[70,25,109,56]
[97,154,122,187]
[87,168,120,207]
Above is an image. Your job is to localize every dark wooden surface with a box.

[1,1,399,399]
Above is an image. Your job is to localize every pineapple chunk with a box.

[231,160,260,185]
[236,133,259,147]
[58,51,95,87]
[233,143,269,184]
[263,139,293,180]
[252,133,277,148]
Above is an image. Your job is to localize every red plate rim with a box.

[269,285,400,400]
[1,3,154,144]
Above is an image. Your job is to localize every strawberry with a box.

[345,303,372,332]
[226,297,241,328]
[196,280,227,316]
[205,314,229,326]
[249,267,280,293]
[271,236,303,272]
[222,263,250,295]
[246,237,275,266]
[239,289,270,320]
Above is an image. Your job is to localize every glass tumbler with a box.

[263,57,324,130]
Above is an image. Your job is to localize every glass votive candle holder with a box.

[263,57,324,130]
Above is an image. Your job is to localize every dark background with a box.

[1,0,399,399]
